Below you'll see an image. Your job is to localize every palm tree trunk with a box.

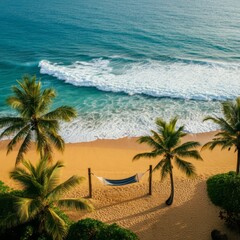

[166,168,174,206]
[237,148,240,175]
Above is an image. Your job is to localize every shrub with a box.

[97,223,139,240]
[219,210,240,232]
[66,218,139,240]
[206,172,240,213]
[207,172,240,232]
[66,218,105,240]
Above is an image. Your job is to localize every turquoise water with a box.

[0,0,240,142]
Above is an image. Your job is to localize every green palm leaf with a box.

[176,150,203,160]
[153,159,166,171]
[56,198,93,211]
[133,151,162,161]
[16,197,41,221]
[16,131,32,164]
[0,117,26,128]
[43,106,77,121]
[173,141,201,154]
[175,157,196,177]
[7,124,31,154]
[44,208,67,240]
[161,160,171,179]
[0,122,27,139]
[137,135,161,149]
[0,75,77,164]
[47,176,84,200]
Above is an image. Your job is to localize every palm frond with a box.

[160,159,171,180]
[165,126,185,149]
[47,176,84,200]
[175,157,196,177]
[0,117,25,128]
[153,159,166,171]
[21,160,37,177]
[202,138,236,151]
[56,198,93,211]
[38,118,59,133]
[173,141,201,153]
[10,168,43,194]
[222,99,240,126]
[169,117,178,131]
[7,96,23,110]
[176,150,203,160]
[0,122,27,139]
[215,131,235,139]
[0,213,21,230]
[0,194,23,230]
[44,161,65,193]
[15,131,32,164]
[44,208,67,240]
[46,131,65,152]
[43,106,77,122]
[7,124,31,154]
[38,88,56,114]
[137,135,162,149]
[155,118,166,130]
[16,197,41,222]
[150,130,164,146]
[133,151,162,161]
[204,116,235,134]
[34,128,52,157]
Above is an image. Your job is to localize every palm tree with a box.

[202,97,240,175]
[0,75,77,164]
[0,158,93,240]
[133,117,202,205]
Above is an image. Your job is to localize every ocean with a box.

[0,0,240,142]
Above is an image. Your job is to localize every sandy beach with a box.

[0,131,239,240]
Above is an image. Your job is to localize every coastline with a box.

[0,131,238,239]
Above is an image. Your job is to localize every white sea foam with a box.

[39,59,240,101]
[0,98,221,143]
[37,58,239,142]
[57,97,221,143]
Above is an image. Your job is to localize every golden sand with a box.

[0,132,239,240]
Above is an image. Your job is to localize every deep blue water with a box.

[0,0,240,141]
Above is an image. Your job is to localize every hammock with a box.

[96,173,145,186]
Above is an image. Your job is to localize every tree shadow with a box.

[128,181,239,240]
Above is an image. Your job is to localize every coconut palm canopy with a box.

[202,97,240,174]
[0,158,93,240]
[133,117,202,205]
[0,75,77,164]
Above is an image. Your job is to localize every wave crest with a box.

[39,59,240,101]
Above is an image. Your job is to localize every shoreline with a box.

[0,131,238,239]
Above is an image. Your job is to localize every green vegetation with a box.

[66,218,104,240]
[0,158,92,240]
[0,75,77,164]
[67,218,139,240]
[203,97,240,174]
[0,180,11,193]
[133,117,202,205]
[97,223,139,240]
[207,172,240,231]
[207,172,240,212]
